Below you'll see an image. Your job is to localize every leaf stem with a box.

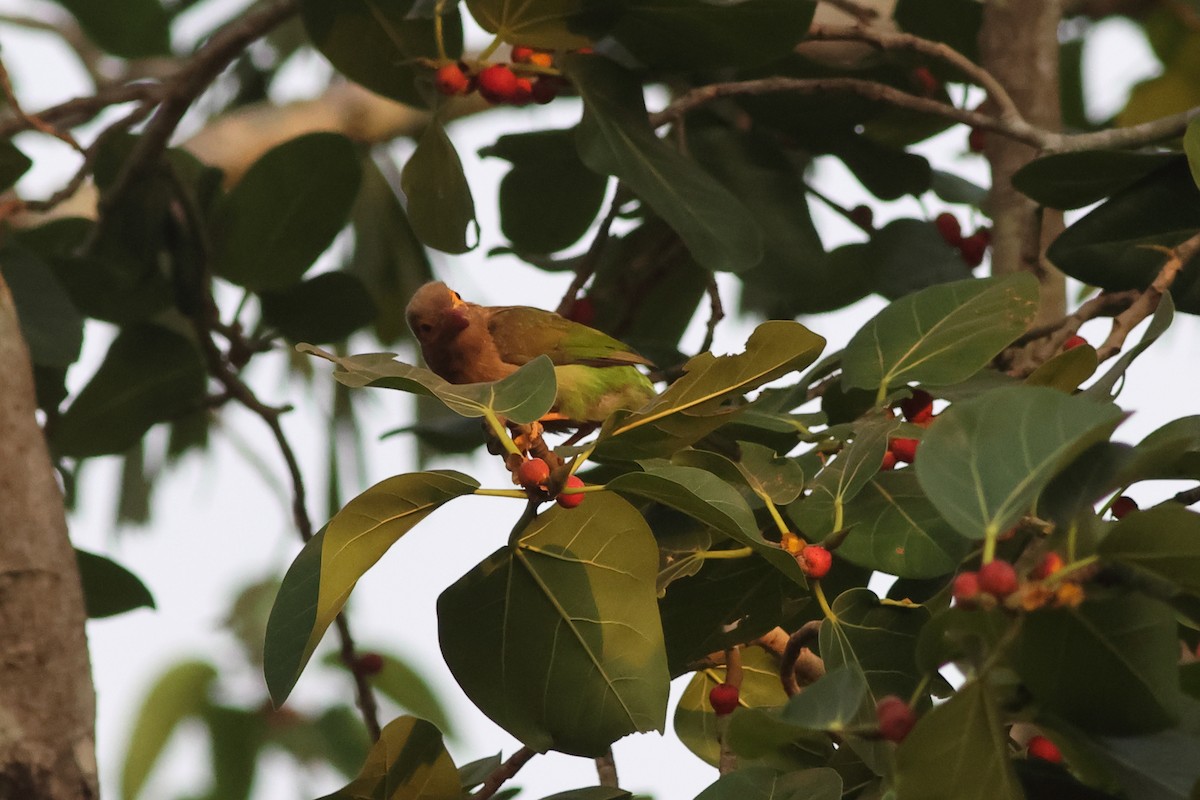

[482,409,522,456]
[506,498,542,548]
[433,0,449,62]
[813,580,836,621]
[697,547,754,560]
[478,33,503,63]
[764,497,791,537]
[474,488,529,499]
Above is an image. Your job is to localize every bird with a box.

[405,281,656,428]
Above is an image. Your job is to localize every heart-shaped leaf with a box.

[317,716,460,800]
[438,493,669,756]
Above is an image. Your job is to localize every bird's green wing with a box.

[487,306,654,368]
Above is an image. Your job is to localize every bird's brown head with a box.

[406,281,471,346]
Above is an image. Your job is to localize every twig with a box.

[804,181,872,233]
[1173,485,1200,507]
[556,184,627,316]
[649,75,1049,150]
[163,163,382,741]
[807,24,1025,125]
[0,54,84,153]
[1095,231,1200,360]
[0,83,164,139]
[90,0,299,248]
[780,620,823,696]
[1001,289,1138,376]
[699,274,724,355]
[594,749,619,788]
[472,747,537,800]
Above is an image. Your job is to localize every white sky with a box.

[3,5,1194,799]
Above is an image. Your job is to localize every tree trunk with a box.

[979,0,1067,324]
[0,274,98,799]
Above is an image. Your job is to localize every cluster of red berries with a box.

[516,456,585,508]
[434,44,586,105]
[934,212,991,268]
[781,532,833,579]
[881,389,936,471]
[954,553,1085,612]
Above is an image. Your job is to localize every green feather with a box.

[552,364,656,423]
[486,306,654,368]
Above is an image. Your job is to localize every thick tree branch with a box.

[0,277,98,799]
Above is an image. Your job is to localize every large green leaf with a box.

[787,414,899,540]
[695,766,842,800]
[122,661,218,800]
[594,320,825,460]
[213,133,362,291]
[53,324,207,459]
[299,345,557,425]
[50,0,170,58]
[401,121,477,254]
[264,471,479,705]
[259,272,377,344]
[1013,150,1181,210]
[915,385,1123,540]
[0,140,32,191]
[465,0,590,48]
[675,647,819,768]
[842,274,1039,394]
[819,588,929,704]
[605,0,815,69]
[607,465,758,542]
[483,128,608,255]
[1099,505,1200,596]
[565,54,763,274]
[1117,414,1200,484]
[837,469,971,579]
[1013,594,1183,735]
[893,679,1023,800]
[303,0,463,107]
[1047,160,1200,315]
[317,716,460,800]
[438,493,669,756]
[0,246,83,369]
[76,549,155,619]
[726,666,869,757]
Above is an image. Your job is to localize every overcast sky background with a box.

[4,3,1197,798]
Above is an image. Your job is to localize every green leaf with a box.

[737,442,805,506]
[0,246,83,369]
[606,0,815,69]
[0,140,32,191]
[607,465,758,542]
[438,493,669,757]
[819,588,929,703]
[264,471,479,705]
[317,716,460,800]
[401,121,477,254]
[893,0,982,62]
[537,789,631,800]
[203,705,266,800]
[260,272,377,343]
[842,274,1040,394]
[726,666,869,756]
[214,132,362,291]
[837,469,971,579]
[322,651,455,740]
[864,219,974,299]
[300,345,558,425]
[1013,594,1183,735]
[1118,414,1200,484]
[53,324,207,459]
[1188,117,1200,190]
[788,414,899,540]
[303,0,463,107]
[1013,150,1180,210]
[465,0,591,48]
[50,0,171,58]
[1025,343,1098,392]
[121,660,217,800]
[1047,160,1200,315]
[76,549,155,618]
[930,170,988,206]
[893,679,1023,800]
[595,320,825,460]
[695,766,842,800]
[915,385,1122,540]
[1099,505,1200,596]
[675,648,813,768]
[483,128,608,255]
[565,54,763,273]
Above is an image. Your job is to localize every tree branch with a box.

[471,747,537,800]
